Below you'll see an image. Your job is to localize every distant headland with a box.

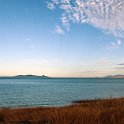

[105,74,124,78]
[0,74,50,79]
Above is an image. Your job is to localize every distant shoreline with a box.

[0,74,124,79]
[1,77,124,79]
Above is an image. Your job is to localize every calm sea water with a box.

[0,78,124,108]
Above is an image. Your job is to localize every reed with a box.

[0,98,124,124]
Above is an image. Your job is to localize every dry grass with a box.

[0,98,124,124]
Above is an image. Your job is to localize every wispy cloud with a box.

[47,2,55,10]
[118,63,124,65]
[107,39,122,49]
[112,39,122,46]
[113,62,124,70]
[47,0,124,39]
[54,26,64,35]
[114,67,124,70]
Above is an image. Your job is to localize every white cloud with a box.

[47,2,55,10]
[61,14,70,31]
[117,39,122,46]
[47,0,124,38]
[55,26,64,35]
[107,39,122,49]
[52,0,59,4]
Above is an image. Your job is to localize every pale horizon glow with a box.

[0,0,124,77]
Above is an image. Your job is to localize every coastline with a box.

[0,97,124,124]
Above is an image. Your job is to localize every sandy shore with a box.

[0,97,124,124]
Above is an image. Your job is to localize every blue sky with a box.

[0,0,124,77]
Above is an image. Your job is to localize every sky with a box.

[0,0,124,77]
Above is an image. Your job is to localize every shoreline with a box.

[0,97,123,109]
[0,97,124,124]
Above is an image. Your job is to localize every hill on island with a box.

[0,75,50,79]
[14,74,50,79]
[105,74,124,78]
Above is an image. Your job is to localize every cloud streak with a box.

[54,26,64,35]
[118,63,124,65]
[47,0,124,38]
[114,67,124,70]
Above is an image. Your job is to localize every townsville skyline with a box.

[0,0,124,77]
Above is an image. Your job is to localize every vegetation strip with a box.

[0,98,124,124]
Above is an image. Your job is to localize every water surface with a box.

[0,78,124,108]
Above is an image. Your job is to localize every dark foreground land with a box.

[0,98,124,124]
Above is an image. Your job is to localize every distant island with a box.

[0,74,124,79]
[105,74,124,78]
[0,74,50,79]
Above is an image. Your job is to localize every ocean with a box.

[0,78,124,108]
